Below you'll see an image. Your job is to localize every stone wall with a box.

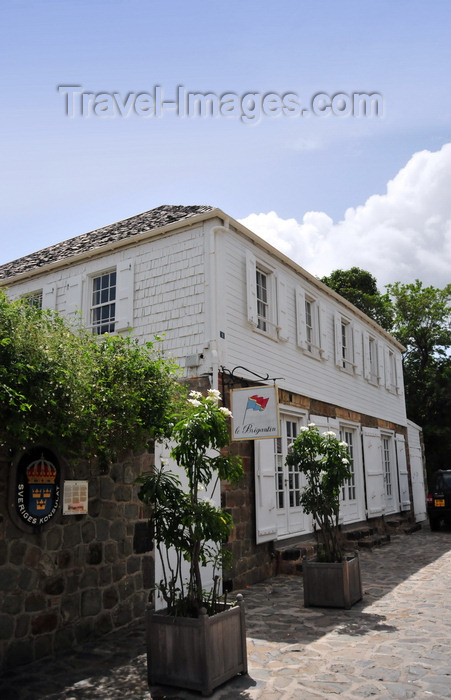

[0,447,154,672]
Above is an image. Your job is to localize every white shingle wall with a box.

[4,219,407,426]
[217,228,407,426]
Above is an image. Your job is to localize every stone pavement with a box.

[2,527,451,700]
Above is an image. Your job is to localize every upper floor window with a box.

[246,251,284,340]
[334,313,360,374]
[91,270,116,334]
[387,350,397,393]
[23,290,43,309]
[256,267,269,332]
[295,287,324,359]
[340,318,353,371]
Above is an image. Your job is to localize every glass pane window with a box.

[341,430,356,501]
[256,269,268,332]
[286,421,300,507]
[305,299,313,352]
[91,271,116,334]
[275,437,284,509]
[23,291,43,309]
[383,437,392,496]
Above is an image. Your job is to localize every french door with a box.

[275,416,307,537]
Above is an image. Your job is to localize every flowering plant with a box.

[285,424,352,562]
[136,389,244,617]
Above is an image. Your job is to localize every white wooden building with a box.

[0,205,426,584]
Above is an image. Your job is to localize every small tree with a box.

[136,389,244,617]
[286,424,352,562]
[0,290,178,462]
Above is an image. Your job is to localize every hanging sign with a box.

[231,385,280,440]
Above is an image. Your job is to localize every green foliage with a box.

[320,267,393,330]
[286,424,352,562]
[386,280,451,477]
[386,280,451,368]
[0,290,178,462]
[136,390,244,617]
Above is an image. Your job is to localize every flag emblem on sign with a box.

[246,395,269,411]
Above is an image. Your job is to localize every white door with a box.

[381,434,399,514]
[339,427,364,523]
[275,416,307,538]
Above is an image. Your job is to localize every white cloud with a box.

[239,143,451,289]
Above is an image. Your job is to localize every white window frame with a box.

[246,251,282,341]
[364,332,380,385]
[295,287,326,360]
[90,268,117,335]
[381,433,394,498]
[334,313,355,373]
[22,290,43,309]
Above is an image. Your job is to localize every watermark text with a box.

[57,85,384,124]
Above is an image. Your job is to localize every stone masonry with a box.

[0,447,154,672]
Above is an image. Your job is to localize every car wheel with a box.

[429,517,441,531]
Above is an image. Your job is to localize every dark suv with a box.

[427,470,451,530]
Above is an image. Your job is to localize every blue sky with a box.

[2,1,451,287]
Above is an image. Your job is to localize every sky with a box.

[1,0,451,289]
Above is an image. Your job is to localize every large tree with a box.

[320,267,393,330]
[386,280,451,477]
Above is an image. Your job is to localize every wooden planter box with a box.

[303,554,363,609]
[146,594,247,696]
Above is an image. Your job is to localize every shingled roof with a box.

[0,204,215,281]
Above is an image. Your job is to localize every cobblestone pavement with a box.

[2,527,451,699]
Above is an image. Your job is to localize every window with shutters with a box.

[382,436,392,497]
[91,270,116,335]
[256,267,269,332]
[340,429,356,501]
[22,290,43,309]
[387,350,397,393]
[339,318,354,372]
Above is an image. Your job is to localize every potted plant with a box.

[286,423,363,609]
[136,388,247,696]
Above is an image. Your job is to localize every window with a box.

[295,287,324,359]
[382,437,392,497]
[340,319,353,370]
[275,419,301,510]
[368,337,377,379]
[334,313,356,372]
[340,429,356,501]
[387,350,397,393]
[256,268,269,332]
[91,270,116,334]
[23,290,43,309]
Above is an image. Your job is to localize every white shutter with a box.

[116,260,135,332]
[396,434,411,511]
[276,273,288,341]
[362,427,384,516]
[353,326,362,375]
[245,251,257,327]
[319,302,329,360]
[363,332,371,380]
[396,354,404,396]
[42,282,56,310]
[254,438,277,544]
[377,341,385,386]
[384,346,391,389]
[65,275,83,322]
[295,286,306,349]
[309,415,330,435]
[327,417,340,437]
[334,313,342,368]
